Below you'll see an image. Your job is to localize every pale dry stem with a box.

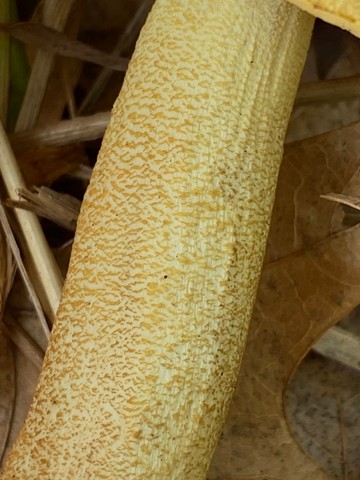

[10,111,110,150]
[0,121,62,322]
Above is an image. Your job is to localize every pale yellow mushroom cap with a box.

[287,0,360,38]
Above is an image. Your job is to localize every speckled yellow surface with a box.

[288,0,360,37]
[1,1,313,478]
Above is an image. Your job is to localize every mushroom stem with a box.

[1,1,313,478]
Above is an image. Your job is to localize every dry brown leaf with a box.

[81,0,144,32]
[0,205,49,337]
[287,30,360,143]
[312,21,346,80]
[36,56,82,127]
[0,219,13,468]
[0,309,43,469]
[79,0,154,114]
[286,335,360,479]
[268,121,360,261]
[208,122,360,479]
[0,22,129,71]
[15,143,88,187]
[2,318,44,370]
[208,226,360,480]
[0,332,15,468]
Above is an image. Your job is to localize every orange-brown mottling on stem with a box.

[1,1,313,479]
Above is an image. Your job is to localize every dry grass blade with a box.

[10,111,110,150]
[0,121,62,322]
[2,318,44,370]
[61,59,76,119]
[0,205,49,340]
[42,0,75,30]
[15,50,53,131]
[321,192,360,211]
[295,77,360,106]
[1,23,129,71]
[1,232,13,310]
[15,0,76,131]
[0,193,13,314]
[7,186,81,232]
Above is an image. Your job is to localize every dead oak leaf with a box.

[209,121,360,479]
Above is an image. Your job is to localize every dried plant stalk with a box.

[42,0,76,30]
[15,0,76,131]
[61,60,76,119]
[8,186,81,232]
[15,50,53,131]
[0,122,62,323]
[295,76,360,106]
[0,205,50,338]
[10,111,110,150]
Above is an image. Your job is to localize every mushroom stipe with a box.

[1,0,359,478]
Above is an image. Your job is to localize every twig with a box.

[295,76,360,107]
[0,121,62,323]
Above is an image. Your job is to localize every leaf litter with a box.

[209,119,360,479]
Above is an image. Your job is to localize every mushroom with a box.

[0,0,359,479]
[287,0,360,37]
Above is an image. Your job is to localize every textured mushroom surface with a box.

[287,0,360,37]
[1,0,313,479]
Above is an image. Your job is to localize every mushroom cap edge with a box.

[287,0,360,38]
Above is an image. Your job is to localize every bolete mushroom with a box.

[1,0,359,479]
